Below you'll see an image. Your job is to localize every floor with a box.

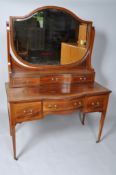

[0,110,116,175]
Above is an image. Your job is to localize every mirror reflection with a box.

[13,8,90,65]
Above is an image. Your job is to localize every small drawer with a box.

[72,74,93,83]
[40,74,94,85]
[40,75,71,84]
[13,101,42,122]
[84,95,105,112]
[43,98,83,113]
[10,78,40,87]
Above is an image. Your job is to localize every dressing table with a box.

[5,6,111,160]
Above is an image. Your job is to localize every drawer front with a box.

[84,95,106,112]
[40,75,71,84]
[11,78,40,87]
[13,102,42,122]
[43,98,83,113]
[40,74,94,85]
[11,74,94,87]
[72,74,93,83]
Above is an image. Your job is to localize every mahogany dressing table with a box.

[5,6,111,160]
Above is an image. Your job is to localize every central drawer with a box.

[43,98,83,113]
[13,101,42,122]
[40,75,71,84]
[40,74,94,85]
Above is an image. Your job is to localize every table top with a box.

[5,82,111,102]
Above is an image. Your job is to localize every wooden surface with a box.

[6,82,111,102]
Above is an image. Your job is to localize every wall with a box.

[0,0,115,117]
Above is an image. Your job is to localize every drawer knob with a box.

[51,77,55,81]
[55,78,58,81]
[54,104,58,109]
[29,109,33,113]
[74,102,77,106]
[78,101,82,106]
[91,102,95,106]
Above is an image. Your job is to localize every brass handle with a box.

[51,77,59,81]
[55,78,59,81]
[74,101,82,107]
[91,101,100,107]
[51,77,55,81]
[48,104,52,108]
[23,109,33,115]
[78,101,82,106]
[74,102,77,106]
[48,104,58,109]
[80,77,86,80]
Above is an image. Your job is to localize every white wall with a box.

[0,0,116,117]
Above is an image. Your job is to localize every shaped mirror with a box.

[11,8,91,65]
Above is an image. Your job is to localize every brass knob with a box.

[74,102,77,106]
[97,101,100,105]
[29,109,33,113]
[91,102,95,106]
[55,78,58,81]
[54,104,58,109]
[51,77,55,81]
[78,101,82,106]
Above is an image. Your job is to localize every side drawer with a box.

[83,95,106,112]
[13,101,42,122]
[72,74,94,83]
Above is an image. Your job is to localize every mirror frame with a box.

[9,6,93,71]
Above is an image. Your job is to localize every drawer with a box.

[84,95,106,112]
[72,74,94,83]
[13,102,42,122]
[10,77,40,87]
[43,98,83,113]
[40,75,71,84]
[40,74,94,85]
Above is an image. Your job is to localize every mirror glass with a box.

[12,8,91,65]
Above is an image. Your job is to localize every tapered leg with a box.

[12,125,17,160]
[96,111,106,143]
[82,113,86,125]
[9,116,12,136]
[7,103,12,136]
